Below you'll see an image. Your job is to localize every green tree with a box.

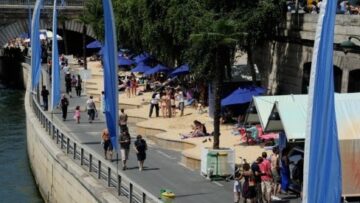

[84,0,104,41]
[75,12,90,69]
[188,19,238,149]
[58,13,69,55]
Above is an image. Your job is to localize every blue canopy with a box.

[118,55,134,66]
[143,64,168,76]
[86,40,102,49]
[221,87,265,106]
[134,52,150,63]
[131,63,151,73]
[169,64,189,77]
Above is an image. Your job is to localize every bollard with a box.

[107,167,111,187]
[61,134,64,149]
[98,161,101,179]
[52,126,56,140]
[73,143,77,159]
[80,148,84,165]
[142,192,146,203]
[66,138,70,154]
[56,130,59,144]
[89,154,92,172]
[129,183,133,203]
[117,175,122,195]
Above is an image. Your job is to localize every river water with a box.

[0,89,43,203]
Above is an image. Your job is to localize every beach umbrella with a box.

[221,86,265,106]
[131,63,151,73]
[169,64,190,78]
[118,55,134,66]
[86,40,102,49]
[40,29,62,40]
[143,64,169,76]
[134,52,150,63]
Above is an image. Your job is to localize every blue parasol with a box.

[86,40,102,49]
[221,86,265,106]
[169,64,189,77]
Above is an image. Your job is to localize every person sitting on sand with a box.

[180,120,207,139]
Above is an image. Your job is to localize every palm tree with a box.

[76,13,90,69]
[58,13,69,55]
[189,19,238,149]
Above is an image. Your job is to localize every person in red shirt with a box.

[259,152,272,203]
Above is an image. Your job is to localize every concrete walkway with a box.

[40,67,235,203]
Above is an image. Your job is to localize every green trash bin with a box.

[207,152,219,176]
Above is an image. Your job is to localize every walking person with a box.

[119,108,128,132]
[149,92,160,117]
[241,163,256,203]
[75,74,82,97]
[86,96,97,123]
[101,128,113,160]
[60,94,69,121]
[270,147,281,200]
[259,152,272,203]
[41,85,49,111]
[73,105,81,124]
[119,131,131,170]
[134,135,147,171]
[176,89,185,116]
[65,72,72,97]
[233,173,242,203]
[251,157,263,203]
[280,148,291,194]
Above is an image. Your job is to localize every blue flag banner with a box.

[31,0,43,90]
[303,0,342,202]
[51,0,60,111]
[102,0,119,150]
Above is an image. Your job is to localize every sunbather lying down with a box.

[180,120,208,139]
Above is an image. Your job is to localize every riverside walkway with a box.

[38,66,234,203]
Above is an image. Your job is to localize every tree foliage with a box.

[83,0,286,148]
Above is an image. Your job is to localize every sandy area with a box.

[83,61,265,164]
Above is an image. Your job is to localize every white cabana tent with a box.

[245,93,360,197]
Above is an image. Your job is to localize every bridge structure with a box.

[0,0,96,50]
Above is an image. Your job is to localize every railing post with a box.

[98,160,101,179]
[142,192,146,203]
[117,175,121,196]
[56,130,59,144]
[60,133,64,149]
[129,183,133,203]
[73,143,77,159]
[66,138,70,154]
[80,148,84,165]
[52,126,56,139]
[89,154,92,172]
[107,167,111,187]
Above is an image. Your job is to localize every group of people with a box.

[148,87,185,118]
[101,128,148,172]
[233,147,302,203]
[64,72,82,98]
[124,74,138,98]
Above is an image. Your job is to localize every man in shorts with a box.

[119,131,131,170]
[101,129,113,160]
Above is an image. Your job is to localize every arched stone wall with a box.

[254,41,360,94]
[0,19,96,47]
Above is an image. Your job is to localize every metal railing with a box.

[0,0,84,7]
[30,94,161,203]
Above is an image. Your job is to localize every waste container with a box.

[161,190,175,203]
[218,152,228,176]
[206,152,219,176]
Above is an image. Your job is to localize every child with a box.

[74,106,81,124]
